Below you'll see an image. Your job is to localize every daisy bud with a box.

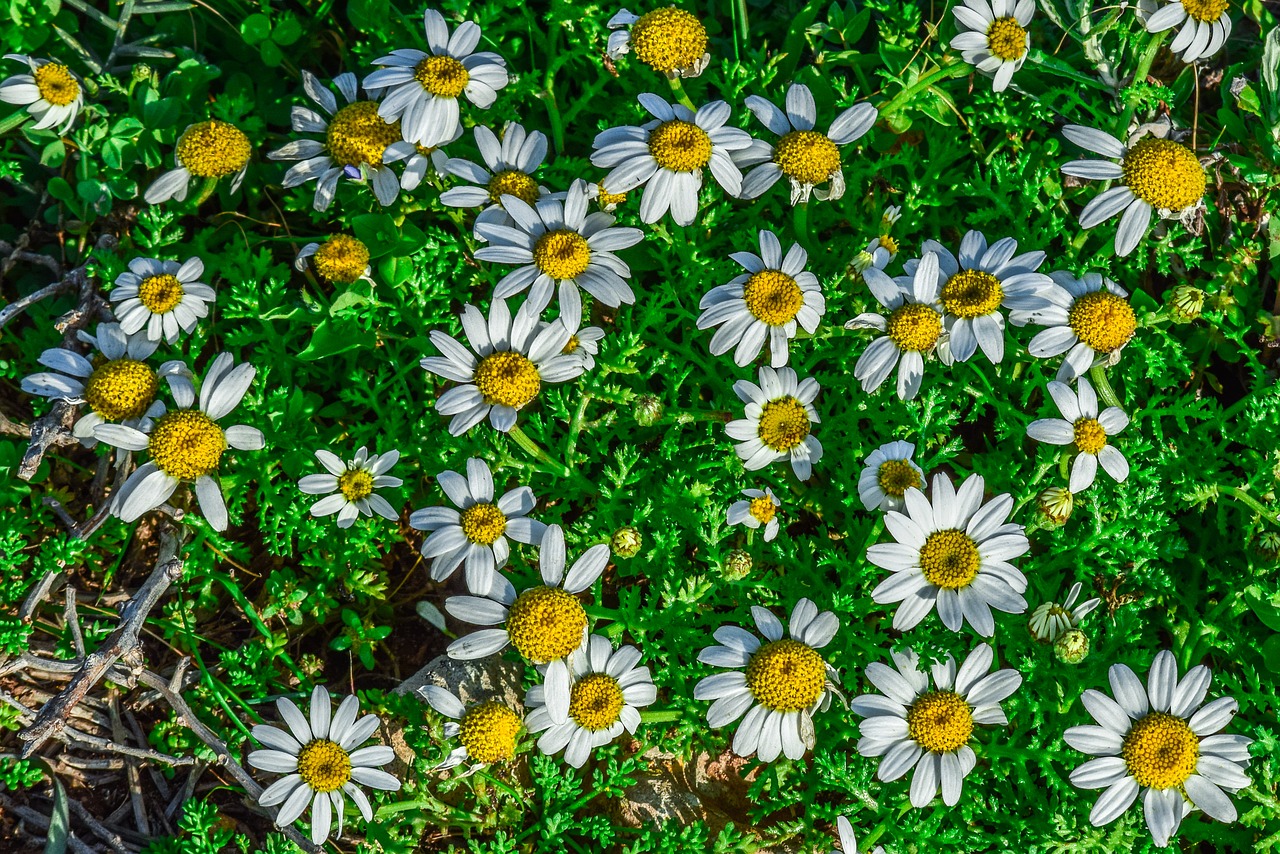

[611,526,643,558]
[1168,285,1205,323]
[634,394,663,426]
[1037,487,1074,526]
[722,549,752,581]
[1255,531,1280,561]
[131,64,152,82]
[1054,628,1089,664]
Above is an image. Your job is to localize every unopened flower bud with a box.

[132,63,153,82]
[634,394,663,426]
[1169,285,1204,323]
[1037,487,1074,526]
[1054,629,1090,664]
[611,526,642,558]
[722,549,752,581]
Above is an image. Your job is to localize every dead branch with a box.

[0,790,98,854]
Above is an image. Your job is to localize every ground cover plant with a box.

[1,0,1279,851]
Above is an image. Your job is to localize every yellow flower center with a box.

[742,270,805,326]
[628,7,709,73]
[907,690,974,753]
[1120,138,1206,212]
[919,529,981,590]
[1180,0,1228,23]
[473,351,542,409]
[648,120,712,172]
[568,673,626,731]
[1122,712,1200,789]
[878,234,899,255]
[83,359,158,421]
[413,55,470,98]
[311,234,370,284]
[33,63,80,106]
[596,182,627,207]
[338,469,374,502]
[175,120,252,178]
[295,739,351,793]
[1072,418,1108,455]
[562,335,581,354]
[745,639,826,712]
[505,585,588,662]
[774,131,842,186]
[533,230,592,280]
[985,17,1028,61]
[488,169,541,206]
[756,396,811,453]
[877,459,922,498]
[1067,291,1136,354]
[748,495,776,524]
[457,701,522,764]
[326,101,401,168]
[137,274,185,314]
[886,303,943,352]
[460,502,507,545]
[941,270,1004,319]
[148,410,226,480]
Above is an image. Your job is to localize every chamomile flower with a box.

[20,323,184,448]
[950,0,1035,92]
[851,644,1022,808]
[696,229,825,368]
[110,257,215,345]
[1064,650,1253,847]
[408,457,546,596]
[93,353,264,532]
[727,487,781,541]
[857,441,926,512]
[0,54,83,132]
[1020,271,1136,382]
[267,71,404,212]
[525,634,657,768]
[145,120,251,204]
[446,525,609,725]
[473,179,644,318]
[906,230,1054,364]
[295,234,373,285]
[606,7,710,78]
[829,816,884,854]
[724,365,823,481]
[382,128,457,191]
[441,122,550,232]
[248,685,400,845]
[1028,582,1102,643]
[693,598,839,762]
[851,206,903,274]
[419,684,523,773]
[588,180,628,212]
[420,298,585,435]
[1060,122,1206,256]
[298,447,402,528]
[590,94,751,226]
[1027,377,1130,491]
[736,83,878,205]
[559,309,606,372]
[868,472,1029,636]
[845,251,948,401]
[1140,0,1232,63]
[364,9,509,148]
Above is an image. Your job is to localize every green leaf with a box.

[329,282,373,316]
[272,13,303,46]
[1243,585,1280,633]
[1261,635,1280,673]
[44,775,69,854]
[39,139,65,167]
[46,176,75,204]
[297,318,376,361]
[347,0,389,30]
[142,97,180,128]
[258,39,284,68]
[240,12,271,45]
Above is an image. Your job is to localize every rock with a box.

[614,747,760,837]
[394,653,526,712]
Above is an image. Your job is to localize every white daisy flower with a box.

[247,685,400,845]
[93,353,264,532]
[382,128,457,191]
[525,634,657,768]
[726,487,781,541]
[21,323,182,448]
[1140,0,1231,62]
[829,816,884,854]
[1060,122,1206,257]
[724,365,823,481]
[473,178,644,318]
[440,122,550,233]
[904,230,1054,364]
[587,179,628,212]
[445,524,609,726]
[845,251,948,401]
[590,94,751,226]
[420,298,585,435]
[693,598,839,762]
[736,83,878,205]
[110,256,215,344]
[857,440,926,512]
[419,684,523,773]
[0,54,84,132]
[606,7,710,78]
[559,309,606,372]
[950,0,1034,92]
[1064,650,1253,847]
[298,446,402,528]
[363,8,509,148]
[851,643,1023,808]
[408,457,546,596]
[851,207,903,274]
[1027,377,1130,492]
[867,472,1029,637]
[267,71,405,212]
[145,120,252,204]
[295,234,373,286]
[1019,271,1136,382]
[1028,581,1102,643]
[696,229,825,368]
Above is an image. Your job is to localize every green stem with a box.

[193,175,219,206]
[792,202,815,253]
[0,109,29,136]
[666,76,697,111]
[877,60,968,120]
[638,709,683,723]
[1089,365,1123,409]
[541,29,565,155]
[1117,30,1168,134]
[507,425,572,479]
[1223,486,1280,527]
